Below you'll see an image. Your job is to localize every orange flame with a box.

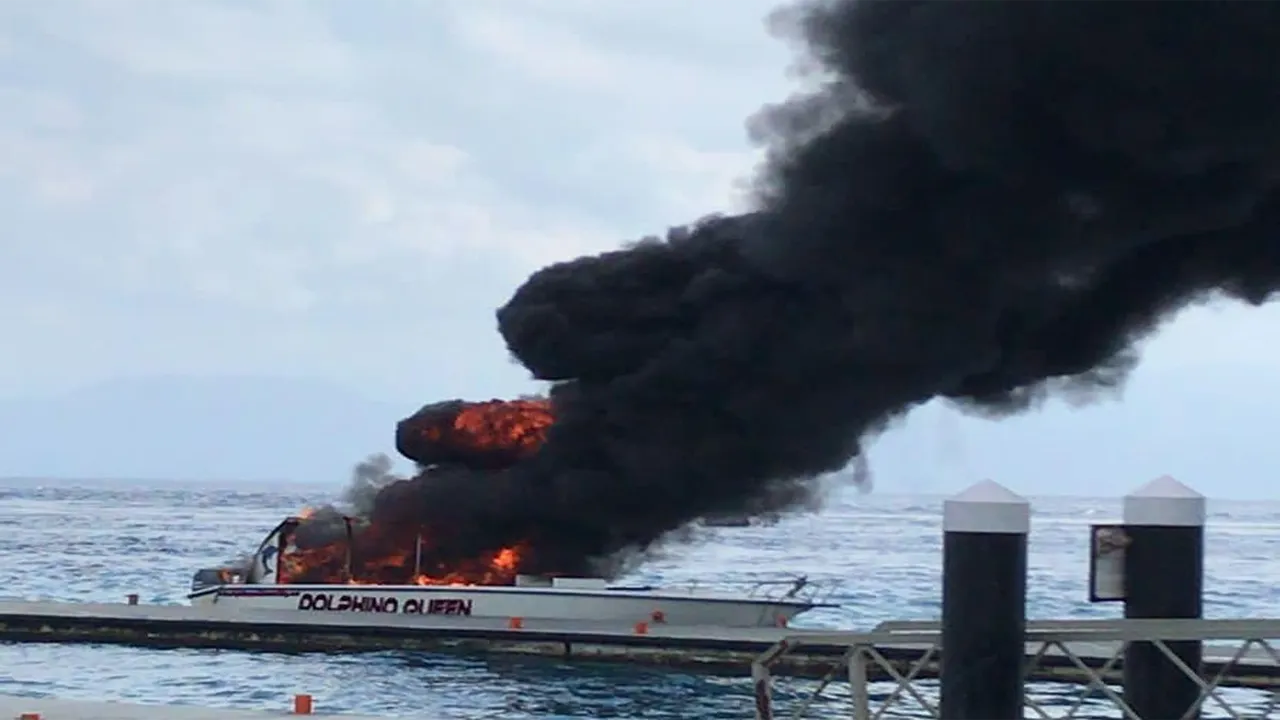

[276,398,552,587]
[418,398,553,461]
[279,534,526,587]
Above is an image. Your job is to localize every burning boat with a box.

[188,398,839,627]
[189,515,834,628]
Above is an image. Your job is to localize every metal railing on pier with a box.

[751,617,1280,720]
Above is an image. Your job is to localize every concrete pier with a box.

[1,599,1277,688]
[0,694,387,719]
[0,598,848,677]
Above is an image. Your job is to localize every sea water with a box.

[0,479,1275,718]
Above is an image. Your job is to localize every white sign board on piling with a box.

[1088,524,1129,603]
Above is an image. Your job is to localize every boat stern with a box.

[188,566,242,605]
[769,597,839,625]
[188,516,308,605]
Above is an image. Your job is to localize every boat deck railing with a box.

[644,575,843,605]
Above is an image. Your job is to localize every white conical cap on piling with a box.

[1123,475,1206,527]
[943,479,1031,534]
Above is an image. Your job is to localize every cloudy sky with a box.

[0,0,797,402]
[2,0,1279,496]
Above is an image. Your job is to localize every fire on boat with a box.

[188,398,839,627]
[189,515,836,628]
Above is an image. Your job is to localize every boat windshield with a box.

[191,567,243,592]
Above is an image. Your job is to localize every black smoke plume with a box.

[346,1,1280,578]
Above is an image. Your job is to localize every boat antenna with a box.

[783,575,809,599]
[341,516,355,583]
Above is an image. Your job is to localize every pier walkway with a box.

[1,600,1278,689]
[0,693,387,719]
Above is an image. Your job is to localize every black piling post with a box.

[1122,475,1206,720]
[940,480,1030,720]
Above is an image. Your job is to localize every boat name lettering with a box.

[295,592,472,616]
[403,598,473,616]
[296,593,399,613]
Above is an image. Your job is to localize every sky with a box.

[2,0,1280,497]
[0,0,794,402]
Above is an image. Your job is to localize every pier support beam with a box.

[940,480,1029,720]
[1122,475,1206,720]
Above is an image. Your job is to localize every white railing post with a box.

[849,645,871,720]
[751,658,774,720]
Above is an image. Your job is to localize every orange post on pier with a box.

[507,616,524,629]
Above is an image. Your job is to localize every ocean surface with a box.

[0,479,1276,718]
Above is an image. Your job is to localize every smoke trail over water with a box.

[293,1,1280,582]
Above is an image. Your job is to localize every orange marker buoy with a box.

[126,593,139,606]
[20,712,41,720]
[293,693,313,714]
[633,621,649,635]
[507,616,524,629]
[650,610,666,623]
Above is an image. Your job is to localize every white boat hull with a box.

[188,583,820,628]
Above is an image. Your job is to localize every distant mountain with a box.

[866,360,1280,499]
[0,361,1276,498]
[0,375,412,484]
